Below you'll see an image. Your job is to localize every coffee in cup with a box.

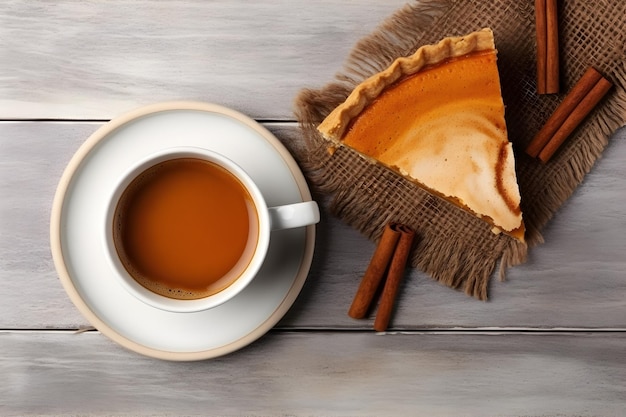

[104,147,319,312]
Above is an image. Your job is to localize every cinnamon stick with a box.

[535,0,559,94]
[348,222,401,319]
[373,224,415,332]
[545,0,559,94]
[538,75,613,163]
[534,0,547,94]
[526,67,603,157]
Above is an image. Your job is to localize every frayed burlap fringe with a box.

[295,0,625,300]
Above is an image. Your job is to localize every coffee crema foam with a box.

[113,158,260,300]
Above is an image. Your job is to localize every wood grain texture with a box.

[1,330,626,416]
[0,0,408,120]
[1,1,625,414]
[1,121,624,330]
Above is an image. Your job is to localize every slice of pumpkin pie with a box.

[317,28,525,241]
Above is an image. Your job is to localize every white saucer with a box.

[50,102,316,361]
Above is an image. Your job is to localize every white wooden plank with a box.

[255,123,626,330]
[1,330,625,416]
[0,0,408,120]
[1,121,625,330]
[0,122,96,328]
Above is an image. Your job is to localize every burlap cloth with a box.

[294,0,626,300]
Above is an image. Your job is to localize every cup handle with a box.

[268,201,320,231]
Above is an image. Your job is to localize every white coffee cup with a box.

[103,146,319,313]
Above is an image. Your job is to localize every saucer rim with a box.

[50,101,316,361]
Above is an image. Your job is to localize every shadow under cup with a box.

[104,148,271,313]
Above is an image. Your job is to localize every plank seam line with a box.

[2,328,626,335]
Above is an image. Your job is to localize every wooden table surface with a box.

[1,1,625,416]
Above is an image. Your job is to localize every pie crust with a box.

[317,28,525,241]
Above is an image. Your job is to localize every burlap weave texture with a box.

[295,0,626,299]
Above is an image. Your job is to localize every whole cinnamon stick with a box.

[545,0,559,93]
[538,76,613,163]
[348,222,401,319]
[373,224,415,332]
[526,67,603,157]
[534,0,548,94]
